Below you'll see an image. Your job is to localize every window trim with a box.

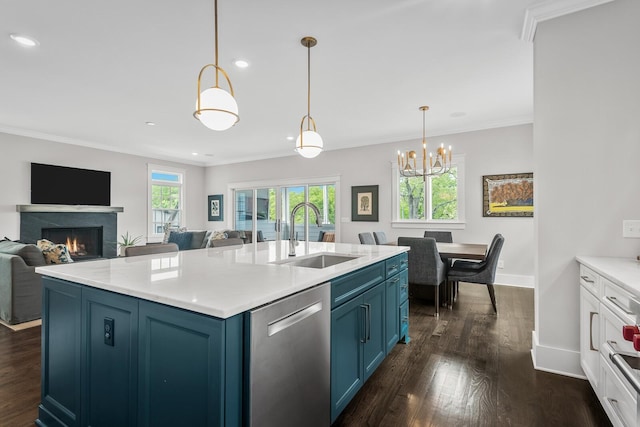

[391,154,466,229]
[148,163,186,239]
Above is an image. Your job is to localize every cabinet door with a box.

[363,283,386,381]
[39,278,82,427]
[331,296,364,423]
[580,285,600,390]
[138,301,225,427]
[385,277,399,354]
[82,287,138,427]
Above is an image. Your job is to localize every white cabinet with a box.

[577,257,640,427]
[580,285,600,390]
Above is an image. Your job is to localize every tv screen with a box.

[31,163,111,206]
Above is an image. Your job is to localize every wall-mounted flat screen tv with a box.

[31,163,111,206]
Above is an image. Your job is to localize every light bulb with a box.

[195,87,239,131]
[295,130,323,158]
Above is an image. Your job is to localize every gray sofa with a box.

[0,240,46,324]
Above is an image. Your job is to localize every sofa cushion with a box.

[167,231,193,251]
[0,240,46,267]
[36,239,74,264]
[189,231,207,250]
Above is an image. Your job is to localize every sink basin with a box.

[274,253,360,269]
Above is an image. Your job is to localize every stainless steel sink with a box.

[274,253,360,269]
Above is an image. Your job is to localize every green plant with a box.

[118,232,142,247]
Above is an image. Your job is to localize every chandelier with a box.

[193,0,239,131]
[397,106,452,179]
[295,36,323,158]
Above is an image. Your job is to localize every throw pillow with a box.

[37,239,74,264]
[167,231,193,251]
[206,230,227,248]
[201,230,213,248]
[189,231,207,250]
[162,223,187,244]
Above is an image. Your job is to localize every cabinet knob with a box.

[634,334,640,352]
[623,325,640,341]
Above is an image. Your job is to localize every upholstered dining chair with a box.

[358,232,376,245]
[397,237,447,317]
[373,231,388,245]
[447,234,504,313]
[424,231,453,243]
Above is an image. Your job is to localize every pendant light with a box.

[193,0,239,131]
[295,36,323,158]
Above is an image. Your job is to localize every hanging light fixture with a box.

[295,36,323,158]
[397,106,452,179]
[193,0,239,131]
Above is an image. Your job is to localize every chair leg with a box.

[487,284,497,313]
[434,286,439,317]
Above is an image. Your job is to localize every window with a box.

[148,165,184,237]
[393,156,465,227]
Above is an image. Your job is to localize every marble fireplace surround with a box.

[17,205,124,259]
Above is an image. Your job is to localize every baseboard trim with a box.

[495,273,534,288]
[0,318,41,331]
[531,330,585,379]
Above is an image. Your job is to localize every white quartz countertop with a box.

[36,241,408,319]
[576,255,640,296]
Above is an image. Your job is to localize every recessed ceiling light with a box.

[145,121,156,126]
[234,59,249,68]
[10,34,39,47]
[191,152,198,156]
[286,136,294,141]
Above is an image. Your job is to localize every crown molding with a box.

[521,0,616,42]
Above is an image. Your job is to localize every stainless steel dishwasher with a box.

[248,282,330,427]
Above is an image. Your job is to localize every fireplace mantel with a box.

[16,204,124,213]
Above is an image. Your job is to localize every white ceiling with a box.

[1,0,542,166]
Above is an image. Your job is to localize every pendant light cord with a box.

[214,0,219,87]
[307,43,311,131]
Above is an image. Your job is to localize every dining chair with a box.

[397,237,447,317]
[424,231,453,243]
[358,232,376,245]
[373,231,388,245]
[447,234,504,313]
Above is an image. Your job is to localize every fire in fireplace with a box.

[41,226,103,261]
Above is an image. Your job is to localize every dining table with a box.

[387,240,488,261]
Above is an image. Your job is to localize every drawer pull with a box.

[606,397,630,427]
[610,352,640,395]
[391,278,400,284]
[606,296,633,315]
[589,312,598,351]
[580,275,595,283]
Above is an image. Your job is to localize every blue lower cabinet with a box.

[385,277,399,354]
[400,300,409,343]
[331,282,386,422]
[38,277,242,427]
[82,288,138,427]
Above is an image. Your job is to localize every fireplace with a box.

[18,204,123,259]
[41,226,103,261]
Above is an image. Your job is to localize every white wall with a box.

[0,133,207,243]
[206,123,534,282]
[533,0,640,376]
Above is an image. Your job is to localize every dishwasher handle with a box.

[267,300,323,337]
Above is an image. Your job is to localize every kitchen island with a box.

[35,241,409,427]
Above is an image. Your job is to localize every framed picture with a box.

[351,185,379,222]
[208,194,224,221]
[483,173,533,217]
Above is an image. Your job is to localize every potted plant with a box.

[118,232,142,256]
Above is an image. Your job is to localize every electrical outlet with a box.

[497,260,504,269]
[623,220,640,238]
[104,317,114,346]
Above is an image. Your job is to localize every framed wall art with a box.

[208,194,224,221]
[483,173,533,217]
[351,185,379,222]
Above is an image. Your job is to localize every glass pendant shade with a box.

[195,87,239,131]
[295,130,323,158]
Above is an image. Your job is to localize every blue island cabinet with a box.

[36,277,243,427]
[330,253,408,422]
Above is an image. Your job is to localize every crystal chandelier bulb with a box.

[196,87,238,131]
[295,130,323,158]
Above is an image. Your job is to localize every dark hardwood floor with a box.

[333,283,611,427]
[0,284,610,427]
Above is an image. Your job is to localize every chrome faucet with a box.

[289,202,322,256]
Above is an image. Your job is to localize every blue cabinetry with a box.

[330,253,408,422]
[37,277,242,427]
